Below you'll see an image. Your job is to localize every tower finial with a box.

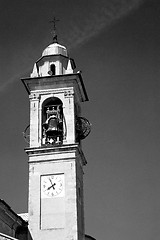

[50,17,60,43]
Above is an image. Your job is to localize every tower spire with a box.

[50,17,60,43]
[22,28,90,240]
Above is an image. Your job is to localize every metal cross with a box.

[50,17,60,43]
[50,17,60,32]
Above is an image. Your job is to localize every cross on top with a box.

[50,17,60,43]
[50,17,59,31]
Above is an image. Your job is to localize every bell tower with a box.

[22,32,90,240]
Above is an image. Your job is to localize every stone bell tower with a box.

[22,31,91,240]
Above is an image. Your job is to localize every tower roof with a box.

[42,42,68,57]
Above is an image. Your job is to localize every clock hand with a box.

[46,185,53,190]
[49,178,53,185]
[46,182,56,191]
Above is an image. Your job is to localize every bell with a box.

[46,116,59,136]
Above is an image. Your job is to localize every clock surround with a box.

[41,174,65,198]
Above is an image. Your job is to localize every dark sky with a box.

[0,0,160,240]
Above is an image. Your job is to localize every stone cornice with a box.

[25,144,87,166]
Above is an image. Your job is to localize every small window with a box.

[49,64,55,75]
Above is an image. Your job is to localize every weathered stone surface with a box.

[27,144,85,240]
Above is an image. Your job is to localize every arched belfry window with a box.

[48,64,56,76]
[42,97,65,145]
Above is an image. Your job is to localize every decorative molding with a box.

[25,144,87,165]
[29,93,40,100]
[0,233,18,240]
[64,90,74,98]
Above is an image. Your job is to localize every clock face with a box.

[41,174,64,198]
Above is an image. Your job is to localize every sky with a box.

[0,0,160,239]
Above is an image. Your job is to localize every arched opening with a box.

[48,64,56,75]
[42,97,64,145]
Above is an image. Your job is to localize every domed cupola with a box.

[30,39,75,78]
[42,42,67,57]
